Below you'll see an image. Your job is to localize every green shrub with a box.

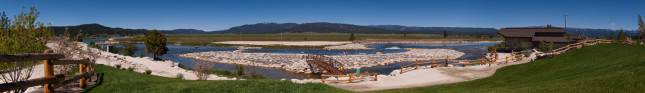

[175,73,184,79]
[127,67,134,71]
[488,43,505,52]
[88,41,102,49]
[139,52,146,58]
[178,64,192,70]
[249,71,266,79]
[211,69,234,77]
[122,43,138,57]
[234,65,246,77]
[145,70,152,74]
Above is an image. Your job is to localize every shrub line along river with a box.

[83,37,499,79]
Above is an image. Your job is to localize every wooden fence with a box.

[321,72,377,84]
[399,53,524,74]
[539,39,614,56]
[0,50,95,93]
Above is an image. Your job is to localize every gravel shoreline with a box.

[179,48,464,73]
[323,44,374,50]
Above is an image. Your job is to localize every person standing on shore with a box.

[355,65,361,73]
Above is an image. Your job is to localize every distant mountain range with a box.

[51,23,640,38]
[51,24,149,35]
[211,22,299,34]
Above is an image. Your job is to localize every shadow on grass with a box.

[82,73,104,93]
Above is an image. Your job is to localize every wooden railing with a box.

[399,53,525,74]
[321,72,377,84]
[397,39,628,74]
[0,50,95,93]
[306,55,347,75]
[540,39,614,56]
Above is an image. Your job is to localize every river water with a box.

[83,37,499,79]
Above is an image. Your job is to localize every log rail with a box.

[399,58,500,74]
[0,50,95,93]
[398,39,624,74]
[321,72,377,84]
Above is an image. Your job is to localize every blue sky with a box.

[1,0,644,31]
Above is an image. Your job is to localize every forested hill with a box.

[161,29,210,34]
[211,22,300,34]
[50,24,210,35]
[214,22,499,35]
[368,25,499,35]
[272,22,399,34]
[51,24,149,36]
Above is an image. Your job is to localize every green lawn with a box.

[82,65,350,93]
[374,44,645,93]
[83,44,645,93]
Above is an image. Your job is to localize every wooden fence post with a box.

[488,59,492,67]
[79,63,86,88]
[464,60,468,67]
[480,58,484,65]
[511,56,515,62]
[445,59,449,67]
[348,74,353,83]
[400,66,403,74]
[432,61,436,67]
[505,57,508,64]
[86,62,92,82]
[321,76,325,84]
[415,61,419,69]
[43,50,54,93]
[374,73,378,81]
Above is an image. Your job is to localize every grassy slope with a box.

[84,44,644,93]
[83,64,350,93]
[374,44,645,93]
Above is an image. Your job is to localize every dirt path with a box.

[328,52,536,91]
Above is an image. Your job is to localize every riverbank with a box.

[179,48,464,73]
[45,42,235,80]
[323,43,373,50]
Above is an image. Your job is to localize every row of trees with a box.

[607,29,630,41]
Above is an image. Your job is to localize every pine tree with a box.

[403,32,407,38]
[349,33,355,41]
[0,12,9,30]
[618,28,626,41]
[144,29,168,60]
[443,30,448,38]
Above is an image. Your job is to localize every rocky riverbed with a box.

[179,48,464,73]
[323,44,374,50]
